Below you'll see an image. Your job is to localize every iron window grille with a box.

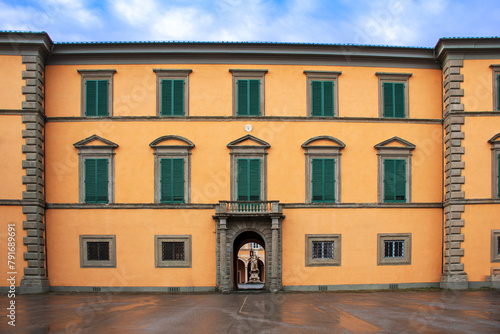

[312,241,334,259]
[162,242,185,261]
[87,241,110,261]
[384,240,405,258]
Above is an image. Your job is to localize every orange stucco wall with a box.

[462,205,500,281]
[0,207,27,287]
[282,208,442,286]
[45,121,442,204]
[46,209,215,287]
[462,59,497,112]
[462,117,500,198]
[45,64,442,119]
[0,55,24,110]
[0,115,24,199]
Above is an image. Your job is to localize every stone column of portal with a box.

[271,217,279,293]
[219,218,229,293]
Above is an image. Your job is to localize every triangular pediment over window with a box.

[73,134,118,148]
[488,133,500,148]
[374,136,415,150]
[227,134,270,149]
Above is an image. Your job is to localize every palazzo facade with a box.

[1,32,500,293]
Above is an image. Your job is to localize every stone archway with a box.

[233,231,266,289]
[214,213,283,293]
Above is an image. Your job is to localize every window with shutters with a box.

[302,136,345,204]
[375,137,415,204]
[305,234,341,266]
[304,71,341,117]
[155,235,192,268]
[230,69,267,116]
[378,233,411,265]
[150,135,194,204]
[491,65,500,111]
[74,135,118,204]
[228,134,270,201]
[78,69,116,117]
[491,230,500,263]
[154,69,191,116]
[80,235,116,268]
[376,72,411,118]
[488,133,500,198]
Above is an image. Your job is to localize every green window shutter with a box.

[161,80,172,116]
[249,79,260,116]
[84,158,108,203]
[97,80,109,116]
[237,159,260,200]
[497,75,500,111]
[237,80,260,116]
[160,158,184,203]
[311,81,334,117]
[173,80,184,116]
[84,159,97,202]
[161,80,185,116]
[96,159,109,202]
[312,159,335,202]
[384,159,406,202]
[237,80,248,116]
[248,159,261,200]
[383,82,394,117]
[394,83,405,118]
[86,80,97,116]
[498,154,500,198]
[311,81,322,116]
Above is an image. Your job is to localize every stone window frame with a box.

[229,69,268,116]
[155,235,192,268]
[305,234,341,267]
[490,65,500,111]
[77,69,116,117]
[227,134,270,201]
[74,135,118,204]
[79,235,116,268]
[491,230,500,263]
[150,135,195,204]
[489,134,500,198]
[302,136,346,203]
[304,71,341,117]
[153,69,192,116]
[377,233,412,265]
[375,137,415,203]
[376,72,412,118]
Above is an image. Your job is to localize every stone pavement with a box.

[1,289,499,333]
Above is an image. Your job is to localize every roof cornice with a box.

[435,37,500,62]
[0,31,53,59]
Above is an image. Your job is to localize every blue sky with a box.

[0,0,498,47]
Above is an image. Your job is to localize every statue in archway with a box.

[248,251,261,283]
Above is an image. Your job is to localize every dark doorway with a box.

[233,231,266,290]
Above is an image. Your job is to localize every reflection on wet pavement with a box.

[1,290,499,333]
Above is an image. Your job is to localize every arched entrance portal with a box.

[234,231,266,289]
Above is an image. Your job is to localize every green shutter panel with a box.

[161,80,172,116]
[86,80,97,116]
[383,83,394,118]
[160,159,171,202]
[323,159,335,202]
[498,154,500,198]
[237,159,248,200]
[384,159,395,202]
[311,81,322,116]
[249,80,260,116]
[97,80,109,116]
[172,158,184,201]
[248,159,260,200]
[96,159,109,203]
[323,81,334,117]
[311,159,323,202]
[84,159,97,202]
[237,80,248,116]
[394,159,406,201]
[497,75,500,111]
[173,80,184,116]
[394,83,405,118]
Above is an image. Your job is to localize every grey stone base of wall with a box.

[283,282,441,292]
[19,277,50,294]
[440,273,469,290]
[49,286,217,293]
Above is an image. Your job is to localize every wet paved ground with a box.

[1,290,499,333]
